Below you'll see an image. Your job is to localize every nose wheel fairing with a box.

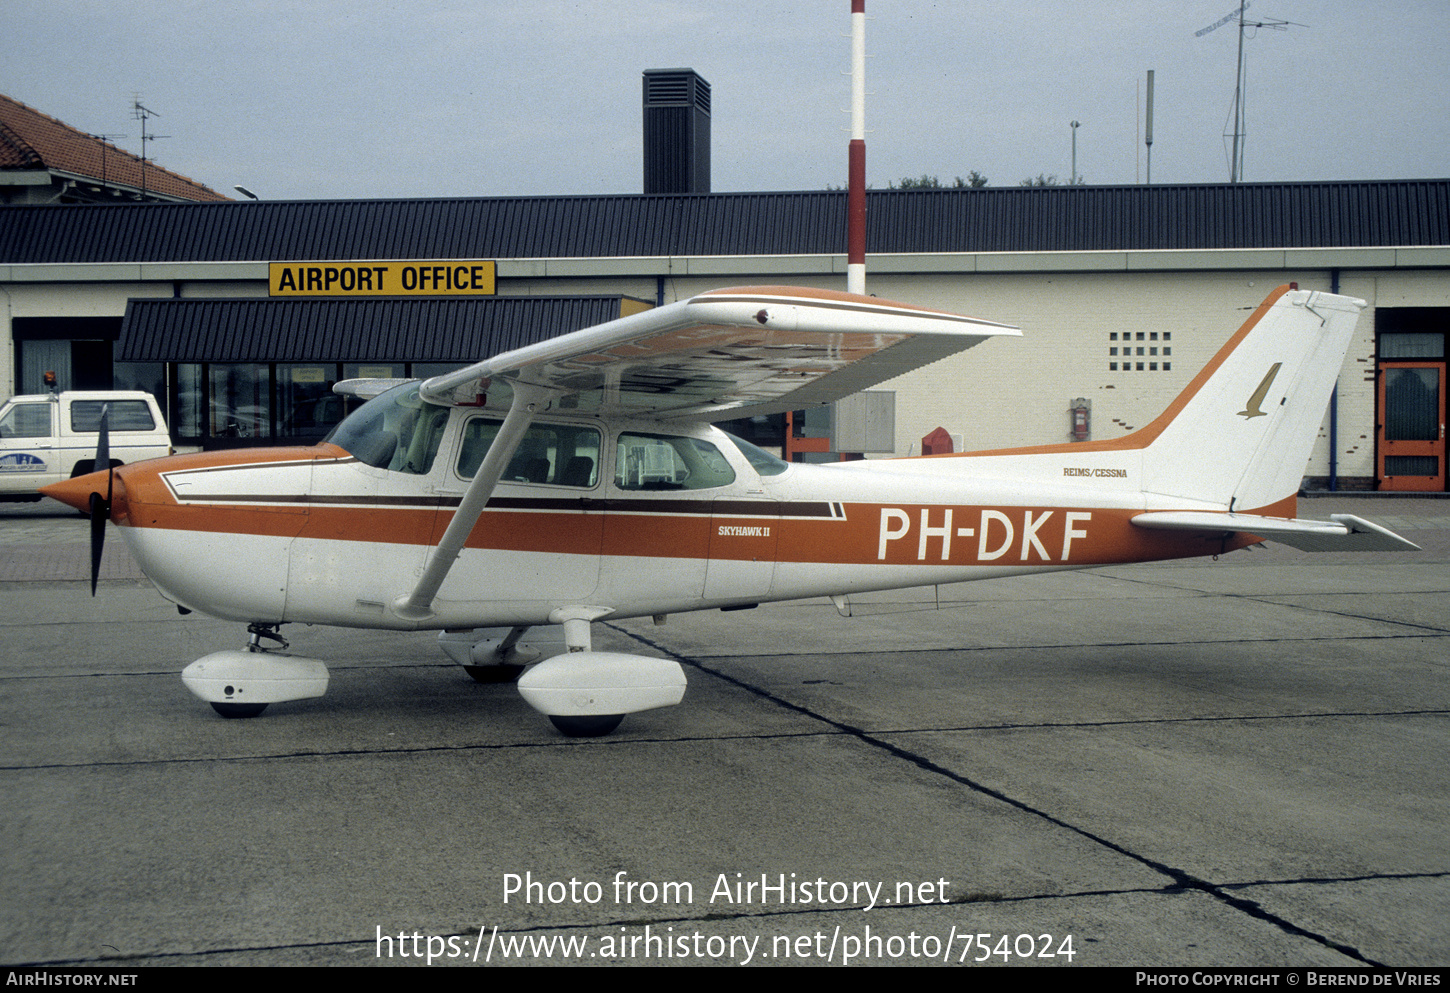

[181,650,329,717]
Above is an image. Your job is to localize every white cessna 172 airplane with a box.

[44,283,1417,736]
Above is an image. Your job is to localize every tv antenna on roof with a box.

[1196,1,1304,183]
[82,133,127,191]
[131,98,170,200]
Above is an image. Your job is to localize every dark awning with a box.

[118,296,649,363]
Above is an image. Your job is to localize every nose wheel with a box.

[182,625,328,719]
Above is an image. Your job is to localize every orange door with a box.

[1378,362,1446,491]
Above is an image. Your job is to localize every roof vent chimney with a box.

[642,69,710,194]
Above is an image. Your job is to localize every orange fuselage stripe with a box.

[115,484,1253,568]
[97,440,1264,570]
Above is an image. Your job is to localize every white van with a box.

[0,391,172,502]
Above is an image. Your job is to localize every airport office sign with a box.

[269,261,496,297]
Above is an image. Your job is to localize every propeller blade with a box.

[95,403,110,483]
[89,404,112,597]
[89,491,107,596]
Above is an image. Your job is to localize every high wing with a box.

[394,285,1017,621]
[1132,511,1421,552]
[417,285,1019,419]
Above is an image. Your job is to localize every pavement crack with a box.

[665,630,1449,662]
[1218,869,1450,890]
[10,878,1327,968]
[873,708,1450,736]
[611,623,1385,967]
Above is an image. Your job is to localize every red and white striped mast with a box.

[846,0,867,296]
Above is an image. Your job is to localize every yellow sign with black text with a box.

[269,261,496,297]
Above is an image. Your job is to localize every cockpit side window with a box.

[614,432,737,490]
[326,382,448,474]
[457,417,602,487]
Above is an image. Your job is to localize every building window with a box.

[166,361,505,448]
[279,364,346,438]
[1380,332,1445,359]
[209,364,273,440]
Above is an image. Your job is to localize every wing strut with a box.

[393,382,553,621]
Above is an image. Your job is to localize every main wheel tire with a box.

[549,714,624,738]
[211,702,268,718]
[463,663,526,684]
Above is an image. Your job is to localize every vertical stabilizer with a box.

[1139,286,1364,511]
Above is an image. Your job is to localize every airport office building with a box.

[2,181,1449,490]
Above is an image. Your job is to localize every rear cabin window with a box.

[615,433,736,490]
[457,419,602,488]
[70,401,156,432]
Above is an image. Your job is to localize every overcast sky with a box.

[6,0,1448,201]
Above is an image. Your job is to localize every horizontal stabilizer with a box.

[1131,511,1420,552]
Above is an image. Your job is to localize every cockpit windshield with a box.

[325,381,449,474]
